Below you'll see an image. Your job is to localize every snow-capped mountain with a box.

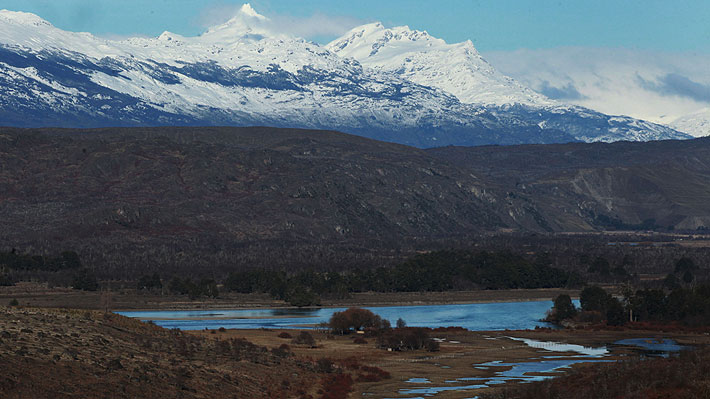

[327,23,552,107]
[0,5,690,147]
[327,23,692,143]
[670,108,710,138]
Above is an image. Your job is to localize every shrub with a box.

[376,327,437,351]
[277,331,292,339]
[352,337,368,344]
[316,358,335,373]
[8,298,18,306]
[356,366,391,382]
[329,308,387,334]
[319,374,353,399]
[292,331,316,347]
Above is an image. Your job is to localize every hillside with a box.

[0,306,329,398]
[2,126,710,276]
[427,139,710,231]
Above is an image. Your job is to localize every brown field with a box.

[192,327,710,399]
[0,282,581,311]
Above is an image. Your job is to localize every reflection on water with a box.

[118,301,558,331]
[614,338,687,357]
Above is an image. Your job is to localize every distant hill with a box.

[1,126,709,275]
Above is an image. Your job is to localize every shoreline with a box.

[1,283,580,312]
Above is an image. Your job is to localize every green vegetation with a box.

[71,268,98,291]
[550,284,710,327]
[167,277,219,299]
[0,250,81,272]
[137,273,162,291]
[224,250,581,306]
[549,294,577,322]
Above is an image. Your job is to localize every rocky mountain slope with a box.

[327,22,688,143]
[1,126,709,275]
[0,6,689,146]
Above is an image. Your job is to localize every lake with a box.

[118,300,560,330]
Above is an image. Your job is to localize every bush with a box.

[329,308,387,334]
[292,331,316,347]
[319,373,353,399]
[352,337,368,344]
[8,298,18,306]
[277,331,292,339]
[316,358,335,373]
[376,327,438,351]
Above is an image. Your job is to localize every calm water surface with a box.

[117,300,558,331]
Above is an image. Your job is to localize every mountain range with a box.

[1,126,709,273]
[0,5,690,147]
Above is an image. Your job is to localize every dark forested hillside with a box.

[1,126,710,277]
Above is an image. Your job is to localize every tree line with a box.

[550,283,710,327]
[218,250,582,305]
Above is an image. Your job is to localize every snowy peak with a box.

[329,22,445,60]
[327,22,552,107]
[670,107,710,137]
[200,3,275,43]
[0,9,53,27]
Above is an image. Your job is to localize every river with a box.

[117,300,560,330]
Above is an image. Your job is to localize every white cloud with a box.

[483,47,710,135]
[195,4,363,41]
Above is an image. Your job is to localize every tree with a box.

[682,270,695,284]
[329,308,386,334]
[580,286,609,312]
[588,257,611,275]
[71,268,98,291]
[285,284,320,307]
[551,294,577,322]
[675,258,697,274]
[396,318,407,329]
[137,273,162,290]
[663,273,680,290]
[606,297,626,326]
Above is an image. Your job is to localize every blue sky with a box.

[0,0,708,52]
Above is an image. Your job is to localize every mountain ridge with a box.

[0,7,690,147]
[1,126,709,274]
